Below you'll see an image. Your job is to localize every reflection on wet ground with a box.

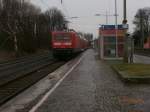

[35,50,150,112]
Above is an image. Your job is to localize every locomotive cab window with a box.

[54,34,71,41]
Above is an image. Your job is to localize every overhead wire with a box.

[40,0,70,18]
[105,0,111,24]
[61,0,70,18]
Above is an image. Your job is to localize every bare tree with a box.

[0,0,67,56]
[133,7,150,47]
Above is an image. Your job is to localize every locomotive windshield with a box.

[54,33,71,41]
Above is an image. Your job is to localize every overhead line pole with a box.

[123,0,126,21]
[106,11,108,25]
[115,0,118,57]
[123,0,129,63]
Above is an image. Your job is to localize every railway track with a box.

[0,53,65,105]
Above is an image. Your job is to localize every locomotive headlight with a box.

[54,43,61,45]
[64,43,72,45]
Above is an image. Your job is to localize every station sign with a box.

[100,24,128,30]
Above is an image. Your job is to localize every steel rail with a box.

[0,53,52,69]
[0,61,65,106]
[0,57,55,86]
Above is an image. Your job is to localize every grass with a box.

[114,64,150,77]
[104,59,150,82]
[105,60,123,65]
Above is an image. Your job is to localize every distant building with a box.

[99,25,127,59]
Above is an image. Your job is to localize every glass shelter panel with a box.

[104,36,116,57]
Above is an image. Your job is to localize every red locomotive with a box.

[52,31,88,58]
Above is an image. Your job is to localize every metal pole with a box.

[130,38,134,63]
[123,0,128,63]
[20,0,24,7]
[115,0,118,57]
[106,11,108,25]
[124,0,126,21]
[0,0,3,9]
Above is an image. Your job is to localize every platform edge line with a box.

[29,56,83,112]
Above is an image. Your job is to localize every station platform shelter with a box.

[99,25,127,60]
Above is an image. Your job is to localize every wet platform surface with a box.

[34,49,150,112]
[134,54,150,64]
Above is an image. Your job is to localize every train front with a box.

[52,31,73,58]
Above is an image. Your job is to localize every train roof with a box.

[52,30,76,34]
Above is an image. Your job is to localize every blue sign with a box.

[100,24,128,30]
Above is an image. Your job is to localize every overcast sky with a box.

[30,0,150,37]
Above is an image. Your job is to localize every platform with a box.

[28,49,150,112]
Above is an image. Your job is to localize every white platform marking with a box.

[29,56,83,112]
